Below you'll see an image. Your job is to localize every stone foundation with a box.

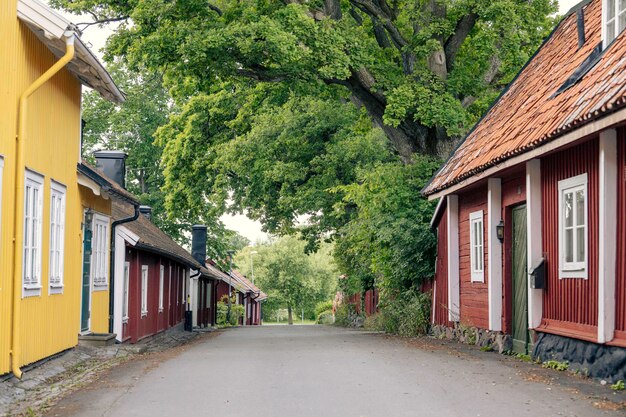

[431,324,512,353]
[533,332,626,382]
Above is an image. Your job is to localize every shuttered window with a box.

[123,261,130,322]
[23,170,43,297]
[558,174,588,278]
[159,264,164,312]
[141,265,149,316]
[49,181,66,294]
[469,210,485,283]
[92,214,109,289]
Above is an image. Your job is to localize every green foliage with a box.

[480,346,494,352]
[216,295,245,326]
[315,301,334,318]
[542,360,569,371]
[611,380,625,391]
[363,312,386,332]
[377,290,431,337]
[316,310,334,325]
[334,158,441,293]
[333,304,355,327]
[234,237,337,322]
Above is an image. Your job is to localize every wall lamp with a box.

[496,220,505,243]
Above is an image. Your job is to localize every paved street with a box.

[45,326,624,417]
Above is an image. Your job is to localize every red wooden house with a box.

[233,271,267,326]
[423,0,626,381]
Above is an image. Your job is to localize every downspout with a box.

[11,32,76,379]
[108,203,140,334]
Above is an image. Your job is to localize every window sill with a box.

[49,285,64,295]
[559,270,587,279]
[93,285,109,292]
[141,312,148,318]
[122,317,129,324]
[23,286,42,297]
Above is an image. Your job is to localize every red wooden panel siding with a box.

[616,128,626,336]
[433,211,450,326]
[541,138,599,336]
[458,187,489,329]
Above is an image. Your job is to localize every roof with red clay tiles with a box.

[423,0,626,196]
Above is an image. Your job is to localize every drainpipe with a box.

[11,32,76,380]
[108,204,140,334]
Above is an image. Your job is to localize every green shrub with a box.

[363,312,386,332]
[216,294,245,326]
[317,310,334,325]
[542,360,569,371]
[334,304,353,327]
[315,300,334,317]
[611,380,625,391]
[378,290,431,337]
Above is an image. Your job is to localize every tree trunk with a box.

[288,305,293,325]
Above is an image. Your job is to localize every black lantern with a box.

[496,220,505,242]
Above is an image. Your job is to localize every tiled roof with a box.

[112,198,211,275]
[423,0,626,196]
[235,272,268,301]
[78,161,139,204]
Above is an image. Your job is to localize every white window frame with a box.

[558,173,588,279]
[23,170,43,297]
[159,264,164,312]
[91,213,110,290]
[122,261,130,323]
[141,265,149,316]
[469,210,485,283]
[49,181,66,294]
[603,0,626,48]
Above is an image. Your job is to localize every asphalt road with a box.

[46,326,624,417]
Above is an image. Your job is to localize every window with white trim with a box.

[141,265,149,316]
[23,170,43,297]
[92,214,109,289]
[604,0,626,47]
[469,210,484,283]
[49,181,66,294]
[159,264,164,312]
[122,261,130,322]
[558,174,588,278]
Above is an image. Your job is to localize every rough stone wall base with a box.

[431,324,512,353]
[533,332,626,383]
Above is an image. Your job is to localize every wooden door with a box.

[511,205,529,354]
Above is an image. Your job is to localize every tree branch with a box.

[350,0,408,49]
[208,4,223,16]
[444,13,478,72]
[76,15,129,29]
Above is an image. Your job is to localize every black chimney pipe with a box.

[139,205,152,220]
[94,150,127,189]
[191,225,208,267]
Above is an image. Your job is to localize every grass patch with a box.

[542,360,569,371]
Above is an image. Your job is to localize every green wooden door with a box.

[511,205,529,354]
[81,213,93,333]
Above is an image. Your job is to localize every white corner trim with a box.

[598,129,617,343]
[113,231,127,342]
[446,195,460,322]
[526,160,543,329]
[17,0,71,40]
[430,197,445,228]
[487,178,503,331]
[117,225,140,246]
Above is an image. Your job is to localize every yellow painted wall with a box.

[78,187,112,334]
[0,3,111,373]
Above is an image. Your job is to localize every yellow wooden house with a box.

[0,0,126,377]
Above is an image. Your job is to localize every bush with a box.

[378,290,431,337]
[216,294,245,326]
[315,300,334,318]
[317,310,334,325]
[363,312,385,331]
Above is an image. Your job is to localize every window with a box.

[159,264,164,312]
[604,0,626,47]
[92,214,109,289]
[141,265,149,316]
[558,174,588,278]
[23,170,43,297]
[122,262,130,322]
[469,210,484,283]
[49,181,66,294]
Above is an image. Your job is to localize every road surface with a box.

[46,326,624,417]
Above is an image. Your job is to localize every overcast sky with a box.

[54,0,581,244]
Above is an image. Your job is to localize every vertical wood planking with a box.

[616,129,626,336]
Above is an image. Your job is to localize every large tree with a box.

[54,0,557,162]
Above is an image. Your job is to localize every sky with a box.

[53,0,580,243]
